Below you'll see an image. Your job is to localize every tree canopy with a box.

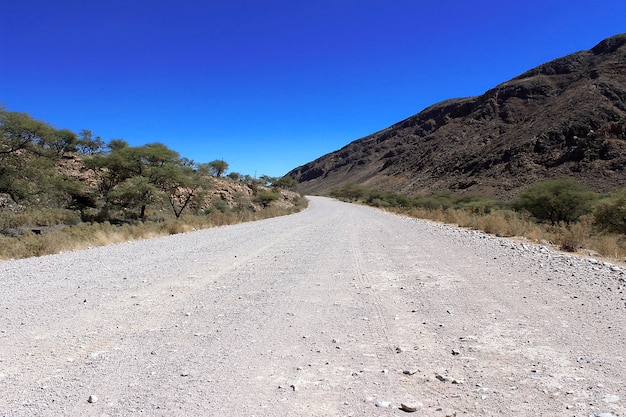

[208,159,229,177]
[512,178,596,225]
[1,108,300,231]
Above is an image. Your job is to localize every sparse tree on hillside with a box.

[0,110,72,204]
[85,141,211,219]
[107,139,130,152]
[0,110,53,156]
[259,175,275,186]
[208,159,228,177]
[159,162,212,218]
[252,189,280,207]
[274,175,299,190]
[46,128,78,156]
[109,175,161,219]
[77,130,105,155]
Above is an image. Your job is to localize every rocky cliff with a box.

[288,34,626,199]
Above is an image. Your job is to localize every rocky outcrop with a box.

[288,34,626,199]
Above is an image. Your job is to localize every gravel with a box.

[1,196,625,416]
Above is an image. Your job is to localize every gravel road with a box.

[1,196,625,417]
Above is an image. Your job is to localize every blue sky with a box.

[1,1,625,177]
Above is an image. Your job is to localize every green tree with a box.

[259,175,276,186]
[83,140,134,216]
[0,110,53,156]
[512,178,596,225]
[77,129,105,155]
[85,141,209,219]
[594,189,626,233]
[159,162,212,218]
[46,128,78,156]
[273,175,299,191]
[330,183,370,202]
[0,110,69,205]
[208,159,228,177]
[108,139,130,152]
[252,189,280,207]
[109,176,161,219]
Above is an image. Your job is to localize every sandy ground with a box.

[0,196,625,417]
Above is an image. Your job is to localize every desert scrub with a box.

[554,217,592,252]
[340,183,626,259]
[587,234,626,259]
[252,190,281,207]
[0,208,81,228]
[0,201,308,260]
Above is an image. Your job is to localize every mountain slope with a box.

[288,34,626,199]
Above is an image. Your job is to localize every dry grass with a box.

[0,208,81,228]
[0,203,307,260]
[554,217,592,252]
[388,206,626,260]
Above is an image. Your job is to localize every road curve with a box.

[1,196,625,416]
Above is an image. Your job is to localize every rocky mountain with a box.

[288,34,626,199]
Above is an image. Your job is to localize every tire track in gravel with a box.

[345,205,449,405]
[2,196,626,416]
[349,224,396,357]
[0,212,316,417]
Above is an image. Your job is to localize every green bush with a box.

[0,208,81,228]
[330,184,370,202]
[210,198,230,214]
[420,191,455,210]
[252,190,280,207]
[273,175,299,190]
[594,188,626,233]
[512,178,596,225]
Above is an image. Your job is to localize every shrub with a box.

[252,190,280,207]
[420,192,455,210]
[594,188,626,233]
[555,217,592,252]
[211,198,230,214]
[273,175,299,190]
[0,208,81,228]
[292,195,309,209]
[330,184,370,202]
[512,178,596,225]
[454,195,502,214]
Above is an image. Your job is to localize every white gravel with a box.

[1,196,625,416]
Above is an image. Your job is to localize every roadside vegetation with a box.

[330,178,626,259]
[0,108,307,259]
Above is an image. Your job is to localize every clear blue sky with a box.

[1,1,625,177]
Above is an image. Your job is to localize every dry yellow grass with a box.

[0,204,307,260]
[387,206,626,260]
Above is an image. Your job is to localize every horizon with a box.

[1,1,625,177]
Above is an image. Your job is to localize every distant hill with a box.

[288,33,626,199]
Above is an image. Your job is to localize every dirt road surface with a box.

[1,196,625,416]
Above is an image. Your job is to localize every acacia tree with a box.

[160,162,212,218]
[273,175,299,190]
[0,110,52,156]
[83,140,133,217]
[85,141,212,219]
[108,176,161,219]
[512,178,596,225]
[0,109,75,205]
[45,128,78,156]
[208,159,228,177]
[77,130,105,155]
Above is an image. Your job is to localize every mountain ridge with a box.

[288,33,626,199]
